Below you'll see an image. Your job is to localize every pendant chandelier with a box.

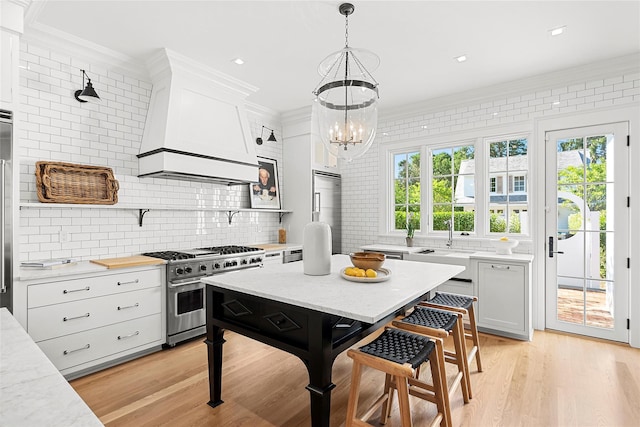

[312,3,379,162]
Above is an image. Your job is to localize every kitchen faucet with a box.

[444,219,453,248]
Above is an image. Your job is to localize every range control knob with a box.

[241,259,248,265]
[200,265,207,271]
[176,268,184,275]
[214,263,220,269]
[185,266,193,273]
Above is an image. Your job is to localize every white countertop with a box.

[17,260,166,282]
[0,308,103,427]
[202,254,464,323]
[362,244,534,263]
[360,244,427,254]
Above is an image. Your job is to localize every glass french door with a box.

[545,122,629,341]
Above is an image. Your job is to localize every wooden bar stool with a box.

[421,292,483,372]
[393,305,472,402]
[346,327,451,427]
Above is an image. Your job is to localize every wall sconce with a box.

[74,69,101,103]
[255,125,277,145]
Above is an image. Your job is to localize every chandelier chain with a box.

[344,13,349,47]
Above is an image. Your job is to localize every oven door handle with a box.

[168,279,203,289]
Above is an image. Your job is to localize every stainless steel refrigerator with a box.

[1,109,13,312]
[312,171,341,254]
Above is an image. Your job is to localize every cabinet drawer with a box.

[27,268,162,308]
[36,314,162,371]
[28,287,161,341]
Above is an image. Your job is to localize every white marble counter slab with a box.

[202,254,464,324]
[17,260,166,282]
[360,244,426,254]
[0,308,103,427]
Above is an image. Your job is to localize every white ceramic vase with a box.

[303,219,332,276]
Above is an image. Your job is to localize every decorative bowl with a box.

[349,252,386,270]
[490,238,519,255]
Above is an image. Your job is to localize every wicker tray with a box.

[35,161,119,204]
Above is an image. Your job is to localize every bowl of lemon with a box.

[490,236,519,254]
[342,252,391,282]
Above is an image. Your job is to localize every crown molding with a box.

[245,101,281,123]
[379,53,640,122]
[22,21,149,81]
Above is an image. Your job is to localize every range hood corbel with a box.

[138,48,260,185]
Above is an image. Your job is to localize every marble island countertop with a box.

[0,308,103,426]
[202,254,464,324]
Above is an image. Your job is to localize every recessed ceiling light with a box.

[550,26,566,36]
[455,55,467,63]
[232,58,245,65]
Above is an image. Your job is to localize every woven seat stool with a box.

[392,305,472,402]
[346,327,451,427]
[421,292,483,372]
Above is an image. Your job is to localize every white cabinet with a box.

[476,260,532,340]
[22,266,165,378]
[0,31,17,106]
[312,138,338,171]
[283,116,339,246]
[0,1,23,108]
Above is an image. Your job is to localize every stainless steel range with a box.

[143,245,265,346]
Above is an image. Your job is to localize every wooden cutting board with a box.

[253,243,286,251]
[90,255,165,269]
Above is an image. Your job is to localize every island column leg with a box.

[205,287,226,408]
[304,314,336,427]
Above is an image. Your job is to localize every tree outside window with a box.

[394,152,420,233]
[431,144,475,233]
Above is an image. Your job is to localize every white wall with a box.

[341,57,639,254]
[18,40,284,262]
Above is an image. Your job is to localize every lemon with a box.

[500,236,509,242]
[344,267,355,276]
[355,268,366,277]
[365,269,377,278]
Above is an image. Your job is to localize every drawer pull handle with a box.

[117,279,140,286]
[63,312,90,322]
[63,344,90,355]
[117,303,140,310]
[118,331,140,340]
[491,265,510,270]
[63,286,90,294]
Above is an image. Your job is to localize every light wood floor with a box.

[71,330,640,427]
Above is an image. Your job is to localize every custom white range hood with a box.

[138,48,259,185]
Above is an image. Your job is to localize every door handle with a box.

[548,236,565,258]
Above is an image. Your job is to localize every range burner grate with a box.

[142,251,195,261]
[197,245,262,255]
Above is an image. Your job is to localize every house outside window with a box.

[487,137,529,235]
[513,175,526,192]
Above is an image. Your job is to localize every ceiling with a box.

[26,1,640,115]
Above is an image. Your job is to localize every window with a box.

[393,152,420,233]
[430,144,475,233]
[490,177,497,193]
[487,138,529,235]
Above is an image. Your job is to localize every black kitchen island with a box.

[202,255,464,427]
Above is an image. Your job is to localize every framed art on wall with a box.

[249,157,281,209]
